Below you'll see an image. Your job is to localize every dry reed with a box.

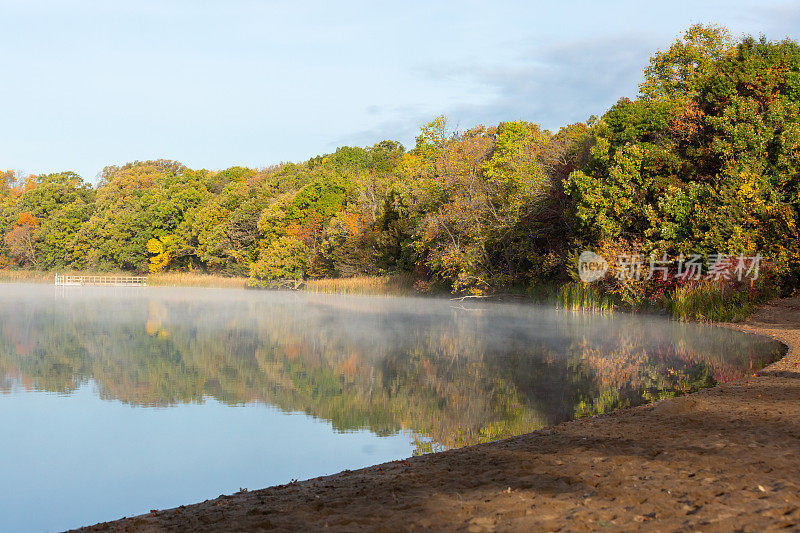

[303,274,416,296]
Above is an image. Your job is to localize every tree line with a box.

[2,25,799,303]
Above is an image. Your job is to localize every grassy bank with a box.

[303,274,417,296]
[553,279,778,323]
[0,270,55,284]
[147,272,249,289]
[668,281,770,322]
[0,269,409,294]
[555,282,615,313]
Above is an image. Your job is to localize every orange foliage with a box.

[286,212,324,248]
[341,212,362,236]
[669,100,703,140]
[16,212,39,229]
[4,212,39,267]
[5,173,36,198]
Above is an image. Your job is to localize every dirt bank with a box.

[72,297,800,532]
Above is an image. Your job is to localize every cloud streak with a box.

[337,33,659,149]
[337,1,800,150]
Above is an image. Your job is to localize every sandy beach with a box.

[72,297,800,532]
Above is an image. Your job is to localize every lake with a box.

[0,284,786,532]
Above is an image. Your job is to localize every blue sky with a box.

[2,0,799,181]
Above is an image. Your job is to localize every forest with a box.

[2,25,799,316]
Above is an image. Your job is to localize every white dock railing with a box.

[54,274,147,287]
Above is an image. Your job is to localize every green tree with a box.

[249,236,309,288]
[640,24,734,100]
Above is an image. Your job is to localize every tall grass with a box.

[147,272,249,289]
[669,281,759,322]
[304,274,417,296]
[0,270,55,283]
[556,282,615,313]
[555,280,764,322]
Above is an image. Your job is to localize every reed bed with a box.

[555,280,763,322]
[303,274,417,296]
[668,281,757,322]
[147,272,249,289]
[0,270,55,283]
[556,282,615,313]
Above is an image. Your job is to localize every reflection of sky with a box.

[0,381,416,533]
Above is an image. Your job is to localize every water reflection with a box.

[0,285,785,453]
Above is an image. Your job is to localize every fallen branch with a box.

[449,295,490,301]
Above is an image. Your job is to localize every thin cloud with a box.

[337,33,658,149]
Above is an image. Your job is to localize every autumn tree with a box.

[5,212,39,267]
[0,170,15,193]
[249,236,309,288]
[566,30,800,304]
[640,24,734,100]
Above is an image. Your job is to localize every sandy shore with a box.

[72,297,800,532]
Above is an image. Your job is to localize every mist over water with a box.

[0,284,786,532]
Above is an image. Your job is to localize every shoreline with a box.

[0,270,251,289]
[0,270,766,323]
[70,297,800,532]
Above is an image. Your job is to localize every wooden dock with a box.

[54,274,147,287]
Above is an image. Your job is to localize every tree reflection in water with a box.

[0,285,785,453]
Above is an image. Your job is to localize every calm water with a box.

[0,284,786,532]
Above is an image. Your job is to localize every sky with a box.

[2,0,800,182]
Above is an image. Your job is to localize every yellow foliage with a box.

[147,236,173,273]
[146,238,164,255]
